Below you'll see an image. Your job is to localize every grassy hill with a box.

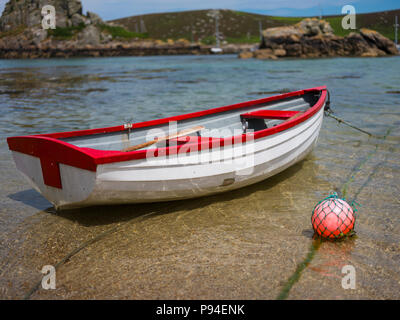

[111,8,400,44]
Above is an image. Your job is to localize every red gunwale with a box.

[7,86,327,172]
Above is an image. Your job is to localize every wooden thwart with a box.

[286,111,304,122]
[240,110,301,120]
[122,125,205,152]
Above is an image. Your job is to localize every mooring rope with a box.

[276,238,322,300]
[326,113,374,137]
[341,127,392,198]
[323,90,375,138]
[23,210,159,300]
[276,126,393,300]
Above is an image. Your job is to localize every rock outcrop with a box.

[240,18,398,59]
[359,28,398,55]
[0,0,131,57]
[0,0,105,48]
[0,0,84,31]
[78,24,100,46]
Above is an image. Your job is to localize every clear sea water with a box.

[0,55,399,299]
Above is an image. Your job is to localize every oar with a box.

[122,125,205,152]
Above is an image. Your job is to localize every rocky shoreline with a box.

[0,46,206,59]
[0,41,253,59]
[239,18,399,60]
[0,41,206,59]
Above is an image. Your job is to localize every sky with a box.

[0,0,399,21]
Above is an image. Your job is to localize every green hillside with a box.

[111,8,400,44]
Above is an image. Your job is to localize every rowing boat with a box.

[7,86,328,210]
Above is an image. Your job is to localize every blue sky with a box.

[0,0,399,21]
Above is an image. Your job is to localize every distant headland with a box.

[239,18,399,60]
[0,0,398,59]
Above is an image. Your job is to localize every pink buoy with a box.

[311,194,356,239]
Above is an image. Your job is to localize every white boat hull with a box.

[11,104,324,210]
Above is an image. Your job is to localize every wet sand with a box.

[0,55,399,299]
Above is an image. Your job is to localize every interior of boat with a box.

[60,91,321,151]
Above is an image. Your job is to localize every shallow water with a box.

[0,55,399,299]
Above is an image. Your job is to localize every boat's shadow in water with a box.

[8,189,52,211]
[10,160,308,227]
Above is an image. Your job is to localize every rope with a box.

[326,112,374,137]
[276,239,322,300]
[324,90,374,137]
[341,127,392,199]
[23,210,158,300]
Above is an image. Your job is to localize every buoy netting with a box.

[311,193,357,239]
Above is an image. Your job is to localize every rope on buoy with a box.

[311,192,356,239]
